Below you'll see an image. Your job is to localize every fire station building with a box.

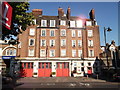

[1,7,101,77]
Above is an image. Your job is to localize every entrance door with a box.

[56,62,69,77]
[38,62,52,77]
[20,62,33,77]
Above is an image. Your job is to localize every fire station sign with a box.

[1,2,12,30]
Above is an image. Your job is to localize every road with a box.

[2,77,120,89]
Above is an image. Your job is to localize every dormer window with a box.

[50,20,55,27]
[86,21,92,26]
[41,20,47,27]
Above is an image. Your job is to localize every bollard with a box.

[97,74,98,79]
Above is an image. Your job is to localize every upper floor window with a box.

[41,30,46,36]
[72,30,76,37]
[78,40,82,47]
[88,30,93,37]
[50,40,55,47]
[6,49,16,56]
[0,48,2,56]
[33,19,36,25]
[61,29,66,36]
[29,39,35,46]
[72,50,76,57]
[60,20,66,26]
[61,39,66,46]
[41,20,47,27]
[78,30,82,37]
[61,49,66,56]
[78,50,82,57]
[76,20,83,27]
[50,20,55,27]
[49,50,55,57]
[41,40,46,46]
[70,21,75,27]
[72,40,76,47]
[40,50,46,57]
[28,49,34,56]
[29,28,35,36]
[86,21,92,26]
[88,40,93,46]
[89,50,94,57]
[50,30,55,36]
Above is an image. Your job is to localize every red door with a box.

[56,62,69,77]
[38,62,52,77]
[20,62,33,77]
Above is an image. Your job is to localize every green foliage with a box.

[8,2,34,31]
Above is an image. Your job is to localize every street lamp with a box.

[104,27,112,68]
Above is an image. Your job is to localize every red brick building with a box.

[1,7,101,77]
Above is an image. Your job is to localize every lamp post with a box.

[104,27,112,69]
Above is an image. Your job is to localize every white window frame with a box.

[41,40,46,46]
[89,50,94,57]
[41,29,46,36]
[50,20,55,27]
[78,50,82,57]
[41,20,47,27]
[72,30,76,37]
[29,39,35,46]
[29,28,35,36]
[70,21,75,27]
[72,50,76,57]
[33,19,36,25]
[6,49,9,56]
[88,30,93,37]
[0,48,2,56]
[61,29,66,36]
[50,30,55,37]
[61,39,66,46]
[28,49,34,56]
[78,40,82,47]
[60,20,66,26]
[13,49,16,56]
[78,30,82,37]
[49,50,55,57]
[72,40,76,47]
[88,40,93,46]
[86,21,92,26]
[76,20,83,27]
[50,40,55,47]
[61,49,66,56]
[40,49,46,57]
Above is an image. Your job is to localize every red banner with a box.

[2,2,12,30]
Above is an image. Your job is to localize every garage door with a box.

[56,62,69,77]
[20,62,33,77]
[38,62,52,77]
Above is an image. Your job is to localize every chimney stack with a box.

[32,9,42,18]
[67,7,71,20]
[89,8,95,21]
[58,7,64,19]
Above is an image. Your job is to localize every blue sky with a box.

[28,2,118,46]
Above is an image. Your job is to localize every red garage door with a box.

[20,62,33,77]
[38,62,52,77]
[56,62,69,77]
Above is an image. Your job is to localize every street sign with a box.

[1,2,12,30]
[2,56,16,59]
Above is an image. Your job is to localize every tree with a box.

[2,2,34,44]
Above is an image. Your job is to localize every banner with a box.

[2,2,12,30]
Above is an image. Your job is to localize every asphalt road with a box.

[2,77,120,90]
[14,82,120,89]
